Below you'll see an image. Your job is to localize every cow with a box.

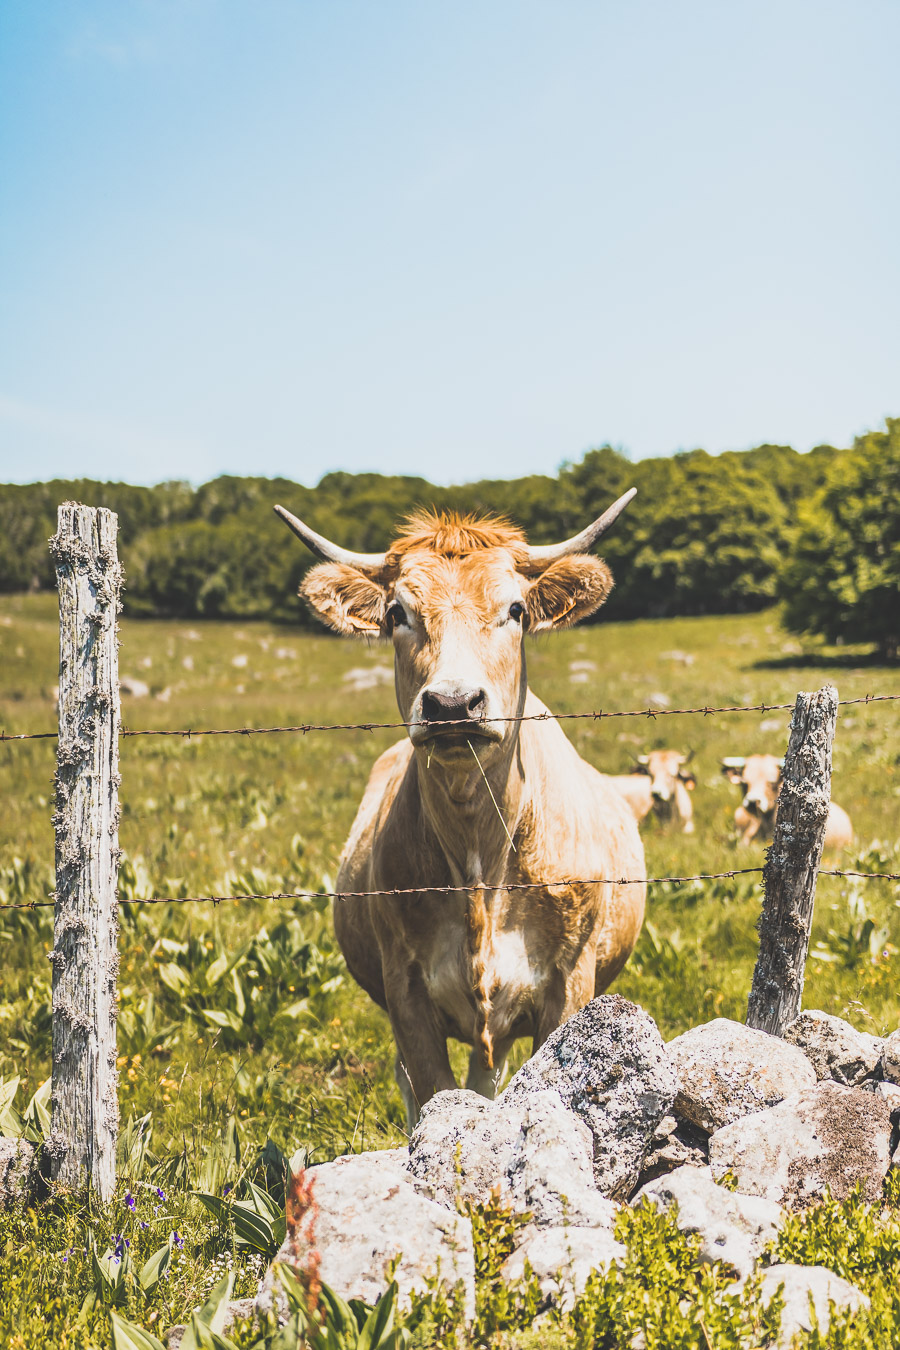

[276,493,647,1126]
[608,750,696,833]
[721,754,854,850]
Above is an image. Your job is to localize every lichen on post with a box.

[746,684,839,1037]
[47,503,123,1199]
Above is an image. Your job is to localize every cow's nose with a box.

[651,788,670,803]
[421,687,487,724]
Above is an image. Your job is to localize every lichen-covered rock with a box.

[635,1114,709,1189]
[748,1264,869,1349]
[408,1088,618,1228]
[880,1029,900,1085]
[501,1224,624,1310]
[668,1018,816,1132]
[499,995,677,1198]
[0,1137,35,1209]
[632,1164,782,1278]
[783,1010,883,1086]
[257,1152,475,1320]
[709,1082,892,1208]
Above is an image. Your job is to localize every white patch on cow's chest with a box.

[424,922,544,1039]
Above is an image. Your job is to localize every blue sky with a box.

[0,0,897,488]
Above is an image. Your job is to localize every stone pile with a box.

[254,1000,899,1347]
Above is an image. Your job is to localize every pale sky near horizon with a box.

[0,1,898,489]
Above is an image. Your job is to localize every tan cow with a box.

[277,494,646,1125]
[608,751,696,833]
[721,754,854,850]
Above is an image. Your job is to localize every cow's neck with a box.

[415,733,525,890]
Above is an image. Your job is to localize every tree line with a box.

[1,422,896,656]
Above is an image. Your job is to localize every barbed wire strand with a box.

[2,866,898,912]
[1,691,898,744]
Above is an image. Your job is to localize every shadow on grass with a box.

[751,650,891,671]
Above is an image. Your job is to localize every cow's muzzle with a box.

[412,685,503,747]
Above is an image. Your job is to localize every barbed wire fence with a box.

[2,502,898,1195]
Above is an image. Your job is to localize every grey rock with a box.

[258,1153,474,1320]
[881,1029,900,1085]
[120,676,150,698]
[632,1164,782,1278]
[635,1114,709,1188]
[709,1081,892,1208]
[408,1089,618,1229]
[784,1010,883,1086]
[167,1299,256,1350]
[500,995,677,1198]
[502,1224,624,1311]
[0,1137,36,1209]
[743,1264,868,1349]
[668,1018,816,1132]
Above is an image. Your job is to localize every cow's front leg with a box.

[384,963,456,1129]
[465,1034,516,1099]
[532,948,597,1052]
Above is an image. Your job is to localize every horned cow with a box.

[721,753,854,850]
[277,494,647,1126]
[608,750,696,833]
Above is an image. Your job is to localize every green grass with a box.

[1,594,899,1346]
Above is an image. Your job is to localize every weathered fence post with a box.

[746,684,838,1036]
[47,503,122,1199]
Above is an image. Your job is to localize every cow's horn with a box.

[721,757,746,769]
[274,505,387,575]
[523,488,637,569]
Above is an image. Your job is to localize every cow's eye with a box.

[508,601,526,624]
[386,602,408,633]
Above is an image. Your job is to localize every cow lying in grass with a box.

[277,494,646,1125]
[721,753,854,850]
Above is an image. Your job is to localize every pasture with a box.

[1,592,899,1347]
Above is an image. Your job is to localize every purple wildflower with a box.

[124,1192,136,1212]
[172,1230,183,1248]
[155,1186,166,1201]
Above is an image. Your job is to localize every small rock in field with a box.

[880,1029,900,1085]
[166,1299,256,1350]
[0,1138,36,1209]
[632,1164,782,1279]
[120,676,150,698]
[709,1082,892,1208]
[407,1089,618,1229]
[258,1152,474,1319]
[668,1018,816,1132]
[740,1264,869,1349]
[499,995,677,1199]
[783,1010,883,1086]
[501,1224,624,1310]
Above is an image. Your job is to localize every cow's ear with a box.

[721,762,745,785]
[300,563,387,635]
[680,773,696,791]
[526,556,613,632]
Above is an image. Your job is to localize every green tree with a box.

[779,420,900,660]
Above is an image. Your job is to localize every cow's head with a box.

[721,754,784,819]
[276,492,635,765]
[636,750,695,813]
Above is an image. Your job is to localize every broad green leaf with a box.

[232,1200,276,1254]
[357,1281,397,1350]
[179,1272,234,1350]
[231,968,246,1019]
[109,1310,168,1350]
[205,950,230,986]
[157,962,190,996]
[138,1239,171,1294]
[202,1008,245,1034]
[244,1180,282,1224]
[22,1077,51,1142]
[0,1075,23,1137]
[191,1190,231,1224]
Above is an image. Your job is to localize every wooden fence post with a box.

[47,503,122,1199]
[746,683,838,1036]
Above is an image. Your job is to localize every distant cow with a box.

[608,751,696,834]
[721,754,853,850]
[276,493,646,1126]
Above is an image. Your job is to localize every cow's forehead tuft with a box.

[387,510,528,565]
